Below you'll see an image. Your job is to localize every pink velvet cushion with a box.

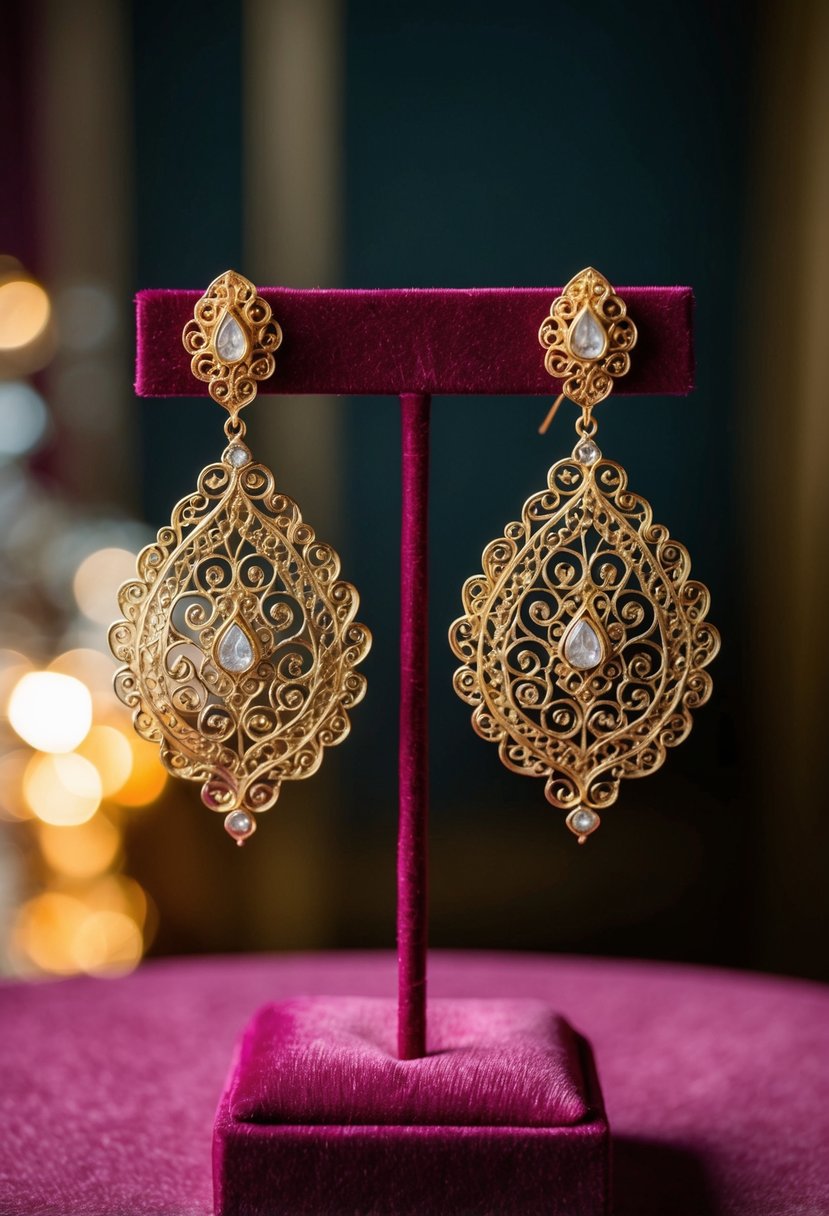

[228,997,590,1127]
[135,286,694,397]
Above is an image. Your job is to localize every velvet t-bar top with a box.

[135,286,693,397]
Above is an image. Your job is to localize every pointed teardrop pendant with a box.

[563,618,603,670]
[216,622,256,673]
[568,307,607,360]
[215,312,247,363]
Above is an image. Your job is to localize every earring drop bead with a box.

[225,809,255,844]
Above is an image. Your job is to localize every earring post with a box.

[538,394,565,435]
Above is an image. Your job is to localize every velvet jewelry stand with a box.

[136,286,694,1216]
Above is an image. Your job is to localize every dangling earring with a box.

[110,270,370,844]
[449,267,719,842]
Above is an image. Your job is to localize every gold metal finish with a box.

[538,267,637,410]
[110,271,370,843]
[182,269,282,426]
[450,269,718,841]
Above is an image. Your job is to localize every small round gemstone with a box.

[574,439,600,465]
[573,809,597,834]
[225,809,255,844]
[567,807,600,841]
[223,444,251,468]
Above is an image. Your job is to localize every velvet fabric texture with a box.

[214,996,608,1215]
[2,953,828,1215]
[227,997,593,1126]
[398,394,430,1061]
[135,287,694,397]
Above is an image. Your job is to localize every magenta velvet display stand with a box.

[136,285,693,1216]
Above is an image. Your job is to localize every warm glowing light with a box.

[83,873,147,923]
[0,749,33,820]
[8,671,93,752]
[0,278,51,351]
[73,548,136,625]
[0,649,33,713]
[116,736,167,807]
[48,648,114,693]
[75,724,133,796]
[24,753,102,825]
[13,892,89,975]
[70,909,143,975]
[12,892,143,977]
[0,382,49,458]
[37,815,121,879]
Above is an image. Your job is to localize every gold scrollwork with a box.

[538,267,638,409]
[182,269,282,414]
[111,271,370,843]
[449,446,719,841]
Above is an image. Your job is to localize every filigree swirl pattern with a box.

[449,443,719,840]
[109,445,370,834]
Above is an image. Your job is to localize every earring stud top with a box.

[538,267,637,411]
[182,269,282,414]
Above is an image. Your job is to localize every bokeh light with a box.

[48,647,116,693]
[12,889,144,977]
[0,277,51,351]
[0,382,49,460]
[23,753,102,826]
[76,724,132,796]
[116,736,167,807]
[37,815,122,879]
[0,649,33,713]
[0,750,34,821]
[71,910,143,975]
[13,892,90,975]
[73,547,136,625]
[8,671,93,752]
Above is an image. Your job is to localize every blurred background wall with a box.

[1,0,827,981]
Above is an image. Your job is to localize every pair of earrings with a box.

[110,269,718,846]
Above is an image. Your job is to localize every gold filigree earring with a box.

[110,270,370,844]
[449,267,719,843]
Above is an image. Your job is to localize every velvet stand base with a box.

[213,997,609,1216]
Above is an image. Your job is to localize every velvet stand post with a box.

[136,286,694,1216]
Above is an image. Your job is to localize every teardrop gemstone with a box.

[215,312,247,363]
[563,618,603,670]
[568,307,607,360]
[216,622,255,673]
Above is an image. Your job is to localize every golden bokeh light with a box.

[0,649,33,713]
[0,749,34,820]
[85,873,148,925]
[73,548,137,626]
[71,909,143,976]
[116,735,167,807]
[37,815,122,880]
[0,278,51,351]
[13,892,89,975]
[8,670,93,752]
[13,891,144,977]
[24,752,102,825]
[75,724,133,796]
[48,648,115,693]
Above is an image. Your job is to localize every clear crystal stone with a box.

[569,307,606,359]
[224,444,251,468]
[575,439,600,465]
[571,809,598,835]
[225,809,255,843]
[216,622,255,673]
[215,312,247,363]
[564,619,603,669]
